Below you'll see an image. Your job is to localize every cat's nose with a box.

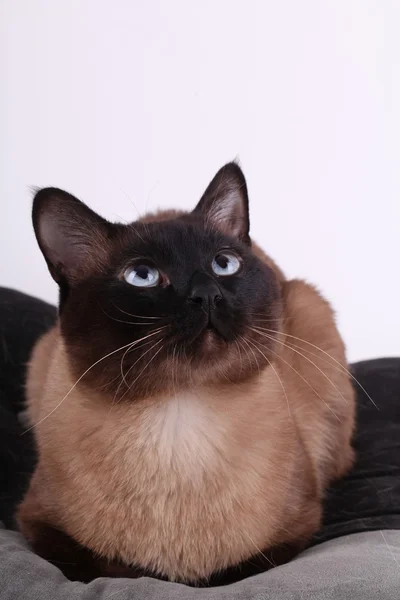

[188,273,222,311]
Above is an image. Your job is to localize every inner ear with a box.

[32,187,114,284]
[193,162,250,244]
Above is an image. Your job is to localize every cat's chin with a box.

[196,327,225,356]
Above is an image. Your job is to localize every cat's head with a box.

[33,163,284,398]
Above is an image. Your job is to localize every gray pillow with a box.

[1,525,399,600]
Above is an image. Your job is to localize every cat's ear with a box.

[32,188,112,284]
[193,162,250,244]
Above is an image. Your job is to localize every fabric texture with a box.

[0,286,400,598]
[1,526,400,600]
[315,356,400,544]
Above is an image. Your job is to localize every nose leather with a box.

[188,272,222,312]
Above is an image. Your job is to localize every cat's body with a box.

[17,164,355,584]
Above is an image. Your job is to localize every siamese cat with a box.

[17,163,355,584]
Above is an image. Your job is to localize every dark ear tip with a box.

[32,188,60,229]
[216,163,248,200]
[219,161,246,180]
[32,187,83,222]
[33,187,85,202]
[32,187,71,206]
[32,187,64,209]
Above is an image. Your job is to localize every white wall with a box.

[1,0,399,362]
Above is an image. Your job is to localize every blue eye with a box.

[211,252,241,276]
[124,265,160,287]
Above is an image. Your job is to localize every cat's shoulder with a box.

[282,279,335,320]
[281,278,343,350]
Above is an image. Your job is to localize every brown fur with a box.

[18,208,355,582]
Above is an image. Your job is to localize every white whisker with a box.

[253,326,378,410]
[117,343,165,404]
[239,335,261,377]
[101,310,162,326]
[111,302,162,320]
[249,335,340,421]
[237,336,253,371]
[241,530,275,568]
[171,344,179,402]
[251,327,350,410]
[243,337,291,418]
[234,340,244,375]
[119,328,166,389]
[115,338,164,403]
[22,339,142,434]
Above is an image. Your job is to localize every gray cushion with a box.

[1,525,399,599]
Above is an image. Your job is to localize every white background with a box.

[1,1,399,362]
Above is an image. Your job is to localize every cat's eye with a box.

[124,265,160,287]
[211,252,241,276]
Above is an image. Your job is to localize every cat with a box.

[17,163,355,585]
